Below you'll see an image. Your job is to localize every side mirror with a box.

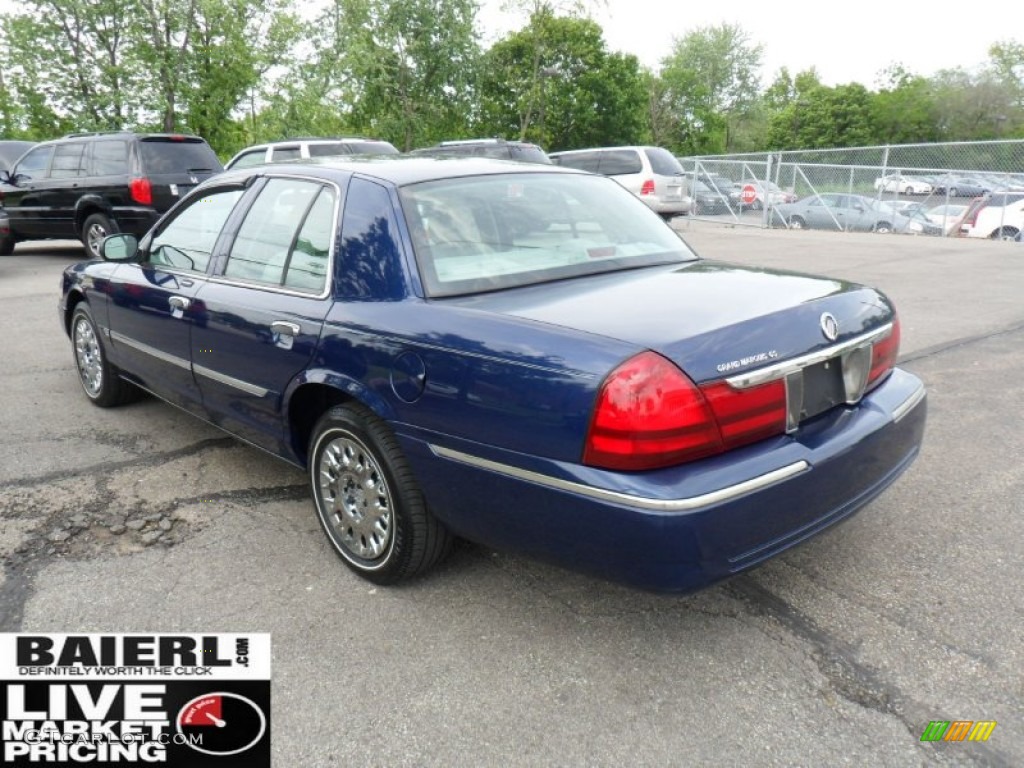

[100,233,139,262]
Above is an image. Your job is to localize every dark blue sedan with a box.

[59,157,927,592]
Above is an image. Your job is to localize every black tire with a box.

[992,227,1020,241]
[949,187,959,197]
[81,212,116,260]
[309,403,452,584]
[70,304,139,407]
[874,221,893,234]
[789,216,806,230]
[0,235,14,256]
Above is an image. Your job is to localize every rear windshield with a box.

[139,138,223,174]
[400,172,695,297]
[644,147,684,176]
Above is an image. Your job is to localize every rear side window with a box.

[50,143,87,178]
[346,141,399,155]
[228,150,267,169]
[271,146,301,162]
[509,145,551,164]
[338,178,405,299]
[644,148,683,176]
[91,140,130,175]
[551,151,601,172]
[307,143,352,158]
[597,150,642,176]
[988,193,1024,207]
[139,138,222,175]
[16,146,54,179]
[284,187,337,293]
[225,178,321,286]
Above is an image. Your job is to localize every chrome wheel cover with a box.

[73,316,103,397]
[86,221,108,256]
[318,435,393,561]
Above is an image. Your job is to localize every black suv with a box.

[0,131,222,257]
[410,138,551,164]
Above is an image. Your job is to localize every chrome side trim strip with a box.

[430,445,810,512]
[726,323,893,389]
[193,364,269,397]
[892,384,926,423]
[109,331,191,371]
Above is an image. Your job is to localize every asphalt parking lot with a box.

[1,226,1022,767]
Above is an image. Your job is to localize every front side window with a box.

[15,146,54,179]
[148,188,243,272]
[401,172,695,297]
[225,178,330,290]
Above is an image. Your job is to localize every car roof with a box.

[212,155,586,188]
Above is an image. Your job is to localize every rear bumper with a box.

[639,195,693,215]
[401,368,927,592]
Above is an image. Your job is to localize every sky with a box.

[0,0,1009,89]
[479,0,1007,88]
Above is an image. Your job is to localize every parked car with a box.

[959,191,1024,240]
[688,179,733,214]
[729,179,797,210]
[409,138,550,164]
[775,193,915,234]
[225,137,399,170]
[931,176,990,197]
[924,203,968,235]
[0,140,35,174]
[59,156,925,592]
[0,131,222,258]
[549,146,693,218]
[873,174,933,195]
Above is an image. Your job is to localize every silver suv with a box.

[547,146,692,218]
[225,137,399,170]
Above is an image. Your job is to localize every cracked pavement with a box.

[2,230,1022,766]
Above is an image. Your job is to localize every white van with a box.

[548,146,693,218]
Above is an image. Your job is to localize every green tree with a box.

[871,66,941,145]
[478,8,646,150]
[766,80,876,150]
[658,23,763,154]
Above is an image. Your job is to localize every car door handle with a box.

[271,321,300,337]
[168,296,191,311]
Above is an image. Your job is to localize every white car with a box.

[874,174,933,195]
[959,192,1024,240]
[225,137,399,170]
[925,204,968,235]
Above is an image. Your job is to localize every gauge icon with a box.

[176,692,267,757]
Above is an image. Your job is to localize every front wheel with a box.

[81,212,116,260]
[789,216,806,230]
[0,235,14,256]
[71,304,139,407]
[309,404,452,584]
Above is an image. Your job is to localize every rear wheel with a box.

[992,227,1020,241]
[71,304,139,407]
[310,403,452,584]
[874,221,893,234]
[81,212,116,260]
[949,187,959,197]
[0,235,14,256]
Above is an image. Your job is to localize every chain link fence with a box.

[679,140,1024,239]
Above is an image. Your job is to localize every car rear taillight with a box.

[964,202,985,228]
[583,352,787,471]
[867,315,901,390]
[640,179,655,196]
[700,379,787,450]
[129,177,152,206]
